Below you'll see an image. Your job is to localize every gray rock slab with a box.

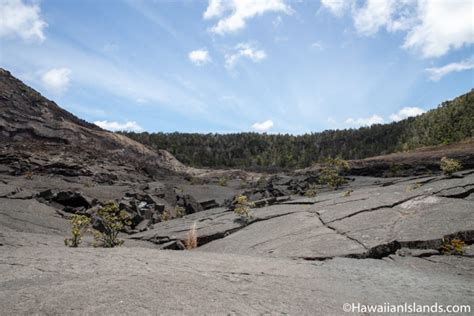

[329,196,474,250]
[199,211,366,259]
[0,246,472,315]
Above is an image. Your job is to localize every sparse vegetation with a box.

[185,222,198,250]
[64,214,91,247]
[256,175,267,188]
[234,194,254,221]
[319,157,350,190]
[305,184,318,197]
[92,201,131,248]
[218,176,228,186]
[441,238,466,255]
[440,157,462,176]
[406,182,422,192]
[161,209,171,222]
[175,206,185,218]
[343,189,353,197]
[388,164,402,177]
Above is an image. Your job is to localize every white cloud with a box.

[225,43,267,69]
[426,57,474,81]
[0,0,47,42]
[323,0,473,58]
[188,49,211,66]
[252,119,274,132]
[345,114,384,127]
[403,0,474,58]
[311,41,325,50]
[321,0,353,17]
[204,0,292,34]
[94,120,143,132]
[41,68,71,94]
[389,107,425,121]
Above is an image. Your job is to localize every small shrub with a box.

[256,175,267,188]
[319,157,350,190]
[92,201,131,248]
[185,222,198,250]
[388,164,401,177]
[218,176,228,186]
[440,157,462,176]
[175,206,185,218]
[161,209,171,222]
[305,184,318,197]
[343,189,353,197]
[64,214,91,247]
[440,239,466,255]
[234,194,254,221]
[406,182,422,192]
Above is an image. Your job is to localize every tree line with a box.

[120,89,473,170]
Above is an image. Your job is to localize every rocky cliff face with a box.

[0,68,188,174]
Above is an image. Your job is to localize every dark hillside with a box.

[122,90,474,170]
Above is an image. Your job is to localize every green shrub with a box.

[319,158,350,190]
[175,206,185,218]
[92,201,131,248]
[234,195,254,221]
[305,184,318,197]
[161,209,171,222]
[218,176,228,186]
[256,175,267,188]
[440,157,462,176]
[64,214,91,247]
[441,239,466,255]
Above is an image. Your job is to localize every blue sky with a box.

[1,0,473,134]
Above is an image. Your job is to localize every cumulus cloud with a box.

[426,57,474,81]
[389,107,425,121]
[225,43,267,69]
[345,114,384,127]
[403,0,474,58]
[203,0,292,34]
[188,49,211,66]
[94,120,143,132]
[320,0,353,17]
[322,0,473,58]
[252,119,274,132]
[41,68,71,94]
[0,0,47,42]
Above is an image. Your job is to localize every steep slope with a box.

[0,68,188,174]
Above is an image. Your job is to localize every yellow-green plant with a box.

[234,194,254,221]
[319,157,350,190]
[305,184,318,197]
[406,182,422,192]
[161,209,171,222]
[440,238,466,255]
[440,157,462,176]
[343,189,353,197]
[175,206,185,218]
[64,214,91,247]
[92,201,131,248]
[218,176,228,186]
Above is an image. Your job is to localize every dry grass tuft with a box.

[185,222,198,250]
